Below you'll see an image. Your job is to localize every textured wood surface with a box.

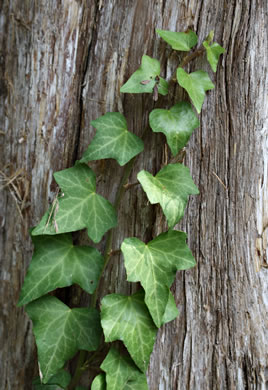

[0,0,267,389]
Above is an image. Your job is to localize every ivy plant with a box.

[18,28,224,389]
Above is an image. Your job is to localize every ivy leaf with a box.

[176,68,214,113]
[33,369,71,389]
[101,348,148,390]
[101,290,157,372]
[149,102,199,155]
[91,374,106,390]
[120,55,168,96]
[32,163,117,243]
[80,113,144,166]
[26,295,102,383]
[156,29,197,51]
[137,163,199,228]
[18,233,104,306]
[162,291,179,325]
[121,230,196,327]
[203,40,225,72]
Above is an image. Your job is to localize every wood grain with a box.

[0,0,267,389]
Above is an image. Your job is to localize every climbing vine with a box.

[18,29,224,389]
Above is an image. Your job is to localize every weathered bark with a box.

[1,1,267,389]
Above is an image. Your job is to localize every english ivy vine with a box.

[18,29,224,389]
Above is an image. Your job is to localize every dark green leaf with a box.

[18,233,103,306]
[33,369,71,389]
[32,163,117,243]
[101,348,148,390]
[101,290,157,372]
[149,102,199,155]
[80,113,144,166]
[137,163,199,228]
[91,374,106,390]
[156,29,197,51]
[176,68,214,113]
[27,295,102,383]
[120,55,168,96]
[121,230,196,327]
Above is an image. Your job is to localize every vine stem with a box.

[68,44,207,390]
[67,157,136,390]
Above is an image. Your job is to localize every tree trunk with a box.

[1,1,267,389]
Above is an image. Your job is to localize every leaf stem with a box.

[67,350,87,390]
[179,46,205,68]
[171,46,206,82]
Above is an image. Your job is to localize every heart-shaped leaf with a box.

[149,102,199,155]
[203,41,225,72]
[156,29,197,51]
[80,113,144,166]
[176,68,214,113]
[91,374,106,390]
[101,348,148,390]
[18,233,104,306]
[33,369,71,389]
[32,163,117,243]
[101,290,157,372]
[138,163,199,228]
[26,295,102,383]
[120,55,168,96]
[121,230,196,327]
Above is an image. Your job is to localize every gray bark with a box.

[0,0,267,389]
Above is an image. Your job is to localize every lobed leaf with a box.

[101,348,148,390]
[203,40,225,72]
[121,230,196,327]
[26,295,102,383]
[32,163,117,243]
[176,68,214,113]
[80,113,144,166]
[138,163,199,228]
[156,29,197,51]
[101,290,157,372]
[120,55,168,96]
[149,102,199,155]
[18,233,104,306]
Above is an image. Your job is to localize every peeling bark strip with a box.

[0,1,267,389]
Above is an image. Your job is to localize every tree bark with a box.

[1,1,267,389]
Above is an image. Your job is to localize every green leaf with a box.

[176,68,214,113]
[26,295,102,383]
[33,369,71,389]
[121,230,196,327]
[101,348,148,390]
[149,102,199,155]
[18,233,104,306]
[32,163,117,243]
[92,374,106,390]
[156,29,198,51]
[101,290,157,372]
[120,55,168,96]
[203,40,225,72]
[137,163,199,228]
[80,113,144,166]
[162,291,179,325]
